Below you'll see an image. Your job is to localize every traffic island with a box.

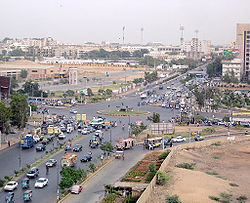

[97,109,150,117]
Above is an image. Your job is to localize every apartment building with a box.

[236,23,250,80]
[222,58,242,81]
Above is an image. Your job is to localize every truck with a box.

[61,154,77,168]
[117,137,134,150]
[21,135,35,149]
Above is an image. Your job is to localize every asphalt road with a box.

[0,64,217,203]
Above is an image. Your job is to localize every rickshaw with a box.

[21,178,30,189]
[23,190,32,201]
[115,148,124,160]
[5,192,14,203]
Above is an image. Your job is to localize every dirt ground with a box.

[150,140,250,203]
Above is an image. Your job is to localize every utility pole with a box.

[56,162,60,201]
[109,129,112,143]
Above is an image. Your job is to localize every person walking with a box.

[8,141,10,147]
[46,165,49,175]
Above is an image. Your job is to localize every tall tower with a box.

[180,25,184,45]
[122,26,125,44]
[195,29,199,38]
[141,27,144,44]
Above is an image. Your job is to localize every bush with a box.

[127,171,146,178]
[236,195,248,203]
[211,141,221,146]
[148,163,156,173]
[145,172,156,183]
[209,196,220,201]
[158,151,170,160]
[103,193,117,203]
[156,170,172,185]
[4,176,11,181]
[176,162,196,170]
[89,163,95,172]
[0,179,5,187]
[166,195,182,203]
[206,171,218,176]
[126,195,139,203]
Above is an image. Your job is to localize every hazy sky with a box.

[1,0,250,45]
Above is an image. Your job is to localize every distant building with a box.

[0,76,10,101]
[222,58,242,81]
[236,23,250,80]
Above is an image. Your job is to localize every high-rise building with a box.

[236,23,250,80]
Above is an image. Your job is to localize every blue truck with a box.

[21,135,35,149]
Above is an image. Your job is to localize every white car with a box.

[4,181,18,191]
[58,132,66,139]
[172,136,186,143]
[34,178,48,188]
[70,109,77,114]
[81,128,88,135]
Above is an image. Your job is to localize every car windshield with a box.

[28,170,35,174]
[38,144,43,147]
[37,179,45,183]
[7,183,14,186]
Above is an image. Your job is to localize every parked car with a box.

[72,144,82,152]
[26,167,39,178]
[80,155,92,162]
[4,181,18,191]
[172,136,186,143]
[46,159,57,167]
[34,178,48,188]
[70,185,83,194]
[36,144,46,152]
[81,128,88,135]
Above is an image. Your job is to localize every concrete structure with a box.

[0,76,10,102]
[68,67,78,85]
[236,23,250,80]
[222,58,242,81]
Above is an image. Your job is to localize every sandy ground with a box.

[150,140,250,203]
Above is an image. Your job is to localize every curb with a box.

[58,156,115,203]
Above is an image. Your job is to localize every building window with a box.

[32,70,37,72]
[247,31,250,34]
[247,35,250,39]
[50,70,53,72]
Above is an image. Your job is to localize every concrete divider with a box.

[137,135,250,203]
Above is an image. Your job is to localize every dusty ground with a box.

[150,140,250,203]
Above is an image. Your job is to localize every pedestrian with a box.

[8,140,10,147]
[88,151,92,156]
[46,165,49,175]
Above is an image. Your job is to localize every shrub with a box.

[211,141,221,146]
[148,163,156,173]
[122,178,141,182]
[156,170,172,185]
[213,155,221,159]
[0,179,5,187]
[145,172,156,183]
[216,175,227,180]
[158,151,170,160]
[89,163,95,172]
[206,171,218,176]
[4,176,11,181]
[176,162,196,170]
[26,164,31,169]
[209,196,220,201]
[236,195,248,203]
[166,195,182,203]
[126,195,139,203]
[14,170,19,176]
[126,171,146,178]
[229,183,239,187]
[103,193,117,203]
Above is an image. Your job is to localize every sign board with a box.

[76,114,81,121]
[232,112,250,116]
[82,114,86,121]
[150,123,173,135]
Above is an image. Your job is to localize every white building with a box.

[222,58,242,81]
[181,38,211,55]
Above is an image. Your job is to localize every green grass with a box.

[99,109,149,116]
[206,171,219,176]
[158,151,171,160]
[145,171,156,183]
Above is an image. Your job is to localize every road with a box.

[62,146,146,203]
[0,63,220,203]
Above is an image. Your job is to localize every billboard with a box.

[223,49,239,57]
[82,114,86,121]
[76,114,81,121]
[47,126,54,134]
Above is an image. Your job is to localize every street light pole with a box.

[57,161,60,201]
[109,129,112,143]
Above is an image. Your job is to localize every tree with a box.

[133,78,144,84]
[144,71,158,83]
[105,89,112,96]
[10,77,19,94]
[0,102,11,134]
[88,163,95,172]
[147,112,160,123]
[87,88,94,96]
[59,167,85,191]
[66,90,74,96]
[98,89,105,95]
[193,89,205,109]
[10,93,29,128]
[9,48,25,56]
[20,69,28,78]
[100,142,114,154]
[22,81,43,97]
